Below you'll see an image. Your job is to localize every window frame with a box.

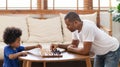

[0,0,114,13]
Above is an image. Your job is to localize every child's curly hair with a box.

[3,27,22,44]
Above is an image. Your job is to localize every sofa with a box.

[0,12,97,60]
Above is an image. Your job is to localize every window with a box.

[0,0,37,10]
[0,0,117,11]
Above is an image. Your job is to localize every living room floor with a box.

[0,60,120,67]
[0,60,87,67]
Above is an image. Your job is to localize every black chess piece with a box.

[52,49,61,54]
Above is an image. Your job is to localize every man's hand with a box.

[67,45,76,51]
[50,44,58,50]
[67,44,76,48]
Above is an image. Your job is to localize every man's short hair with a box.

[64,12,81,22]
[3,27,22,44]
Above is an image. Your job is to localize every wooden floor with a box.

[0,60,88,67]
[1,60,120,67]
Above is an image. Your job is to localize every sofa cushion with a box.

[27,17,63,43]
[0,42,6,60]
[0,16,29,42]
[21,43,39,47]
[60,12,97,42]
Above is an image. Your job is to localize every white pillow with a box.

[80,12,97,23]
[0,16,29,42]
[27,17,63,43]
[60,12,97,42]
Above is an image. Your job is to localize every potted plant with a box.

[117,3,120,12]
[112,14,120,23]
[110,2,120,23]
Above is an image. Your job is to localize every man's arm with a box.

[71,39,79,47]
[51,40,79,50]
[58,40,79,49]
[67,42,92,55]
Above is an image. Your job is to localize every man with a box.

[51,12,120,67]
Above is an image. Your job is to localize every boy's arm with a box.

[9,51,27,59]
[24,44,42,51]
[8,44,41,59]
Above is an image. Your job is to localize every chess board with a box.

[40,49,63,57]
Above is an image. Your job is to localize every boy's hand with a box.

[50,44,58,50]
[20,51,28,56]
[35,44,42,49]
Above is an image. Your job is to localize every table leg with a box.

[85,57,92,67]
[22,61,27,67]
[43,62,46,67]
[26,61,32,67]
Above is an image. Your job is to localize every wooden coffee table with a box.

[19,49,92,67]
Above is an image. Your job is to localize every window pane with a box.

[100,0,109,7]
[32,0,37,9]
[48,0,77,10]
[48,0,53,9]
[93,0,98,7]
[55,0,77,9]
[0,0,6,9]
[111,0,118,7]
[100,0,109,10]
[93,0,115,10]
[93,0,98,10]
[8,0,30,9]
[78,0,84,10]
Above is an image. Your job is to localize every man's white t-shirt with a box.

[72,20,119,55]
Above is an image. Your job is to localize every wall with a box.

[100,12,120,42]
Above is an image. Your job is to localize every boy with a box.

[3,27,42,67]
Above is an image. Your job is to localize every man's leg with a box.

[93,55,104,67]
[105,48,120,67]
